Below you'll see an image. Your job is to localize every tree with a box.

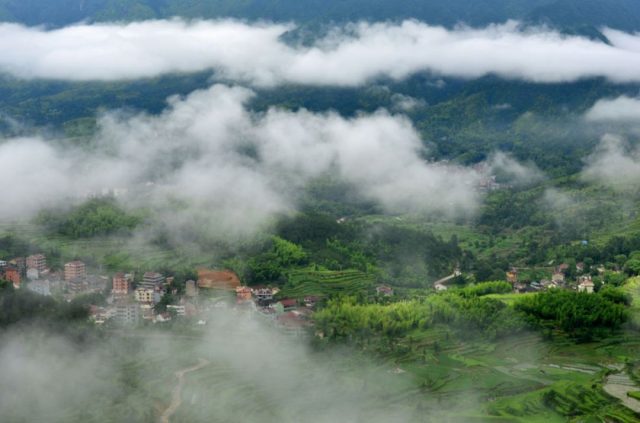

[625,258,640,275]
[154,292,174,314]
[272,236,307,266]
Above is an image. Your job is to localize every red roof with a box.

[279,298,297,307]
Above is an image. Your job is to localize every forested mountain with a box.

[0,73,635,178]
[2,1,640,422]
[1,0,640,30]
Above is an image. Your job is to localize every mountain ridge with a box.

[1,0,639,31]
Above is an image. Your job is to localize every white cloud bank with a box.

[0,84,488,239]
[1,19,640,85]
[585,96,640,122]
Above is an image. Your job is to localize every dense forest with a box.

[2,0,640,31]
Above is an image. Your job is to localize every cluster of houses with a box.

[507,262,600,294]
[0,254,107,298]
[90,271,201,325]
[234,285,318,333]
[0,254,321,333]
[472,163,511,192]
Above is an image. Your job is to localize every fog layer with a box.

[0,20,639,85]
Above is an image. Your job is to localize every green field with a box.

[279,267,376,298]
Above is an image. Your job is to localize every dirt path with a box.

[603,372,640,413]
[159,358,210,423]
[493,365,552,386]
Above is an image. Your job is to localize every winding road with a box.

[603,372,640,413]
[159,358,210,423]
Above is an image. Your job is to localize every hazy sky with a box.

[0,19,639,85]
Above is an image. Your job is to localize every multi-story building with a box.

[113,303,141,325]
[64,261,86,282]
[134,287,154,304]
[112,273,132,297]
[67,278,88,295]
[3,266,21,287]
[141,272,164,290]
[26,254,46,273]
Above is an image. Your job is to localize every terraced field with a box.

[20,313,633,423]
[280,267,376,298]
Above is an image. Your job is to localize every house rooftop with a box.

[279,298,297,307]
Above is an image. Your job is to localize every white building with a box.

[578,276,594,293]
[113,303,141,325]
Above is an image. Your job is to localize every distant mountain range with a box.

[1,0,639,31]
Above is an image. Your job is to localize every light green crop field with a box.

[279,267,375,298]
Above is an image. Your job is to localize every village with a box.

[505,262,598,294]
[433,261,601,293]
[0,251,613,333]
[0,254,319,333]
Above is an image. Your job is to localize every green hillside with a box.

[1,0,640,31]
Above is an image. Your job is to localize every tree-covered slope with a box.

[0,0,639,30]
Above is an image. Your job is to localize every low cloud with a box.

[542,187,579,230]
[584,96,640,122]
[0,84,486,240]
[0,309,474,422]
[1,20,640,85]
[0,138,77,219]
[390,93,427,112]
[581,134,640,187]
[543,188,575,211]
[486,151,544,186]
